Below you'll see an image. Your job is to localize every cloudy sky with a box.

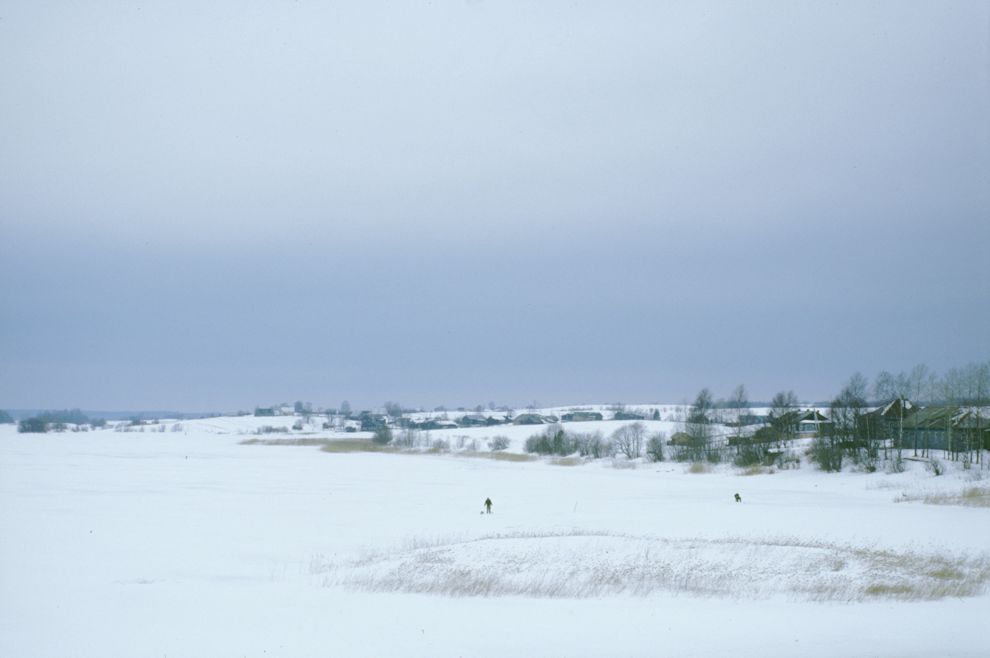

[1,1,988,412]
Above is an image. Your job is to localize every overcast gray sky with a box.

[1,1,988,411]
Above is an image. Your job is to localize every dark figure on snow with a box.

[734,493,742,503]
[484,497,493,514]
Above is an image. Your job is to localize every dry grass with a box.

[928,566,965,581]
[320,439,398,454]
[960,486,990,506]
[864,583,915,597]
[737,465,775,476]
[896,486,990,508]
[240,437,398,453]
[240,438,335,447]
[313,531,990,602]
[456,451,536,463]
[687,462,712,474]
[551,457,583,467]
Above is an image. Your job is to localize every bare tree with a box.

[729,384,749,441]
[940,367,968,461]
[950,362,990,467]
[384,401,403,419]
[768,390,799,443]
[874,370,910,462]
[612,422,646,459]
[906,364,936,403]
[684,389,716,461]
[815,374,871,472]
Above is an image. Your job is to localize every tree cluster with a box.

[16,409,103,433]
[523,423,665,462]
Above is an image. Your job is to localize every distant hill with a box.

[4,409,225,422]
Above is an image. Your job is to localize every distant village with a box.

[249,393,988,467]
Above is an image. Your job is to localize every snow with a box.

[1,416,989,657]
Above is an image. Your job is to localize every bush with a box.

[394,428,425,448]
[372,425,393,445]
[455,437,479,451]
[810,435,844,472]
[575,431,611,459]
[18,417,47,433]
[927,459,944,477]
[0,410,14,424]
[488,436,510,451]
[646,433,665,462]
[732,442,774,468]
[256,425,290,435]
[777,453,801,470]
[524,425,578,456]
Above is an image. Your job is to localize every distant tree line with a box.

[678,362,989,473]
[16,409,107,433]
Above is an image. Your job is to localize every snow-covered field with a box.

[2,414,989,657]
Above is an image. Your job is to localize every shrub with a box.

[575,431,611,459]
[488,436,510,451]
[394,428,425,448]
[18,417,47,433]
[926,459,944,477]
[777,453,801,470]
[810,434,844,472]
[732,442,779,468]
[524,425,578,456]
[646,433,665,462]
[256,425,290,435]
[372,425,393,445]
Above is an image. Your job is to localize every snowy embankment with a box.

[1,415,989,657]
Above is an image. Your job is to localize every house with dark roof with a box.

[901,406,958,454]
[796,410,830,437]
[456,413,507,428]
[561,411,603,422]
[513,413,558,426]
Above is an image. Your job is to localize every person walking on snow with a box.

[484,497,493,514]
